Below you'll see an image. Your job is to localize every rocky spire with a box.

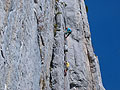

[0,0,105,90]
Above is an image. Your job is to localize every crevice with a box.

[37,34,40,49]
[34,11,37,19]
[54,12,58,36]
[64,17,66,28]
[78,0,82,15]
[34,10,44,31]
[34,0,38,4]
[1,50,5,59]
[74,38,79,42]
[70,83,79,89]
[39,6,42,11]
[36,15,39,25]
[54,13,57,24]
[50,49,55,68]
[49,70,52,88]
[35,5,45,64]
[40,35,45,46]
[49,47,55,89]
[37,32,44,64]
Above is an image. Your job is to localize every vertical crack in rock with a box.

[37,29,45,64]
[34,8,44,64]
[1,49,5,59]
[49,47,55,89]
[0,0,105,90]
[49,1,65,90]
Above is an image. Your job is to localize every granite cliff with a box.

[0,0,105,90]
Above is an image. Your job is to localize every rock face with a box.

[0,0,105,90]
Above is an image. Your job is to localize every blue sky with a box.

[86,0,120,90]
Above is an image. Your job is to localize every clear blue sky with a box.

[86,0,120,90]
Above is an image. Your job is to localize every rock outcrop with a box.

[0,0,105,90]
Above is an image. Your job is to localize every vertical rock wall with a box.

[0,0,105,90]
[64,0,105,90]
[0,0,42,90]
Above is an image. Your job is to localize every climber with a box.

[64,27,72,38]
[64,61,70,76]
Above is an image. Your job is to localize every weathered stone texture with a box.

[0,0,105,90]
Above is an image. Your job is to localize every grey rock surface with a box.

[0,0,105,90]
